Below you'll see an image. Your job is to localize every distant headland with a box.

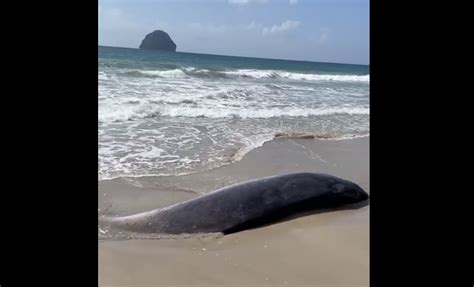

[139,30,177,52]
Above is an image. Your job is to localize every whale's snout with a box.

[345,183,369,202]
[356,185,369,201]
[332,181,369,203]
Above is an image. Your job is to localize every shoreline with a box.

[99,133,369,182]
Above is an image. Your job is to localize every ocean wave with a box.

[223,69,369,82]
[98,72,108,80]
[113,67,369,82]
[99,105,369,122]
[122,69,188,78]
[142,69,187,78]
[159,106,370,118]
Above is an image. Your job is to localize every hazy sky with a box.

[99,0,369,65]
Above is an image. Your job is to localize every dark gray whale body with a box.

[100,173,369,234]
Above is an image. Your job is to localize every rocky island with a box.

[139,30,177,52]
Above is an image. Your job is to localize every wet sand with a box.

[99,137,369,287]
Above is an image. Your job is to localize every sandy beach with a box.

[99,136,369,287]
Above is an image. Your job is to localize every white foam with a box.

[224,69,277,79]
[101,105,368,122]
[136,146,165,158]
[138,69,187,78]
[328,133,370,141]
[232,133,275,161]
[99,102,369,123]
[99,71,109,80]
[182,106,366,118]
[183,66,200,72]
[279,72,369,82]
[223,69,369,82]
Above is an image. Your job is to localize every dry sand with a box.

[99,137,369,287]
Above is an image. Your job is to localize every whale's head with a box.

[331,180,369,204]
[285,173,369,207]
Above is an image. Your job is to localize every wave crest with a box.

[113,67,369,82]
[224,69,369,82]
[99,105,369,123]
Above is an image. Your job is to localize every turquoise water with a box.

[99,46,369,179]
[99,46,369,75]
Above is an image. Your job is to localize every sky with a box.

[99,0,369,65]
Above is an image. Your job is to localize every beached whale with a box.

[99,172,369,234]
